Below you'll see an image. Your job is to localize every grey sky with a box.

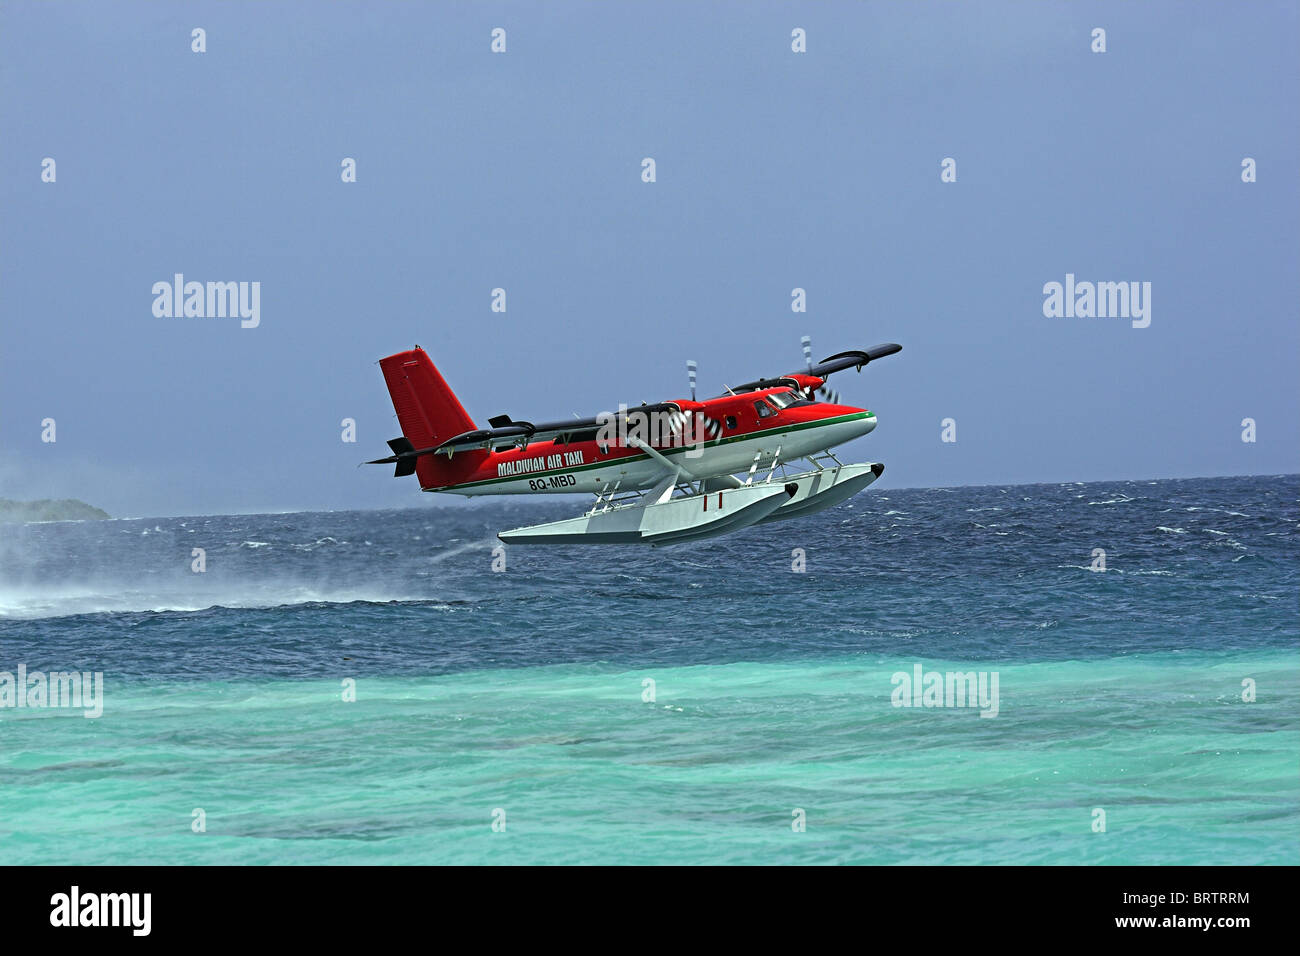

[2,1,1296,517]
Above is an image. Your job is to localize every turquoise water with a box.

[2,651,1295,865]
[1,476,1297,864]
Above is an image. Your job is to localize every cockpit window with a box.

[766,390,800,409]
[754,399,778,419]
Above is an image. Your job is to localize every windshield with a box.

[766,389,800,409]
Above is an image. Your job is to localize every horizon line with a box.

[12,469,1296,525]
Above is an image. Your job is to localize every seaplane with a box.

[367,338,902,545]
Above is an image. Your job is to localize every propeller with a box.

[802,337,901,404]
[687,359,697,401]
[801,335,841,403]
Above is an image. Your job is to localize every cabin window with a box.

[725,415,737,429]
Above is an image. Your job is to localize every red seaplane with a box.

[368,339,902,545]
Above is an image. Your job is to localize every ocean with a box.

[1,475,1296,865]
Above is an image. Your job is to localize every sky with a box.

[1,1,1297,518]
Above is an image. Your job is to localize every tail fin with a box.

[378,347,476,485]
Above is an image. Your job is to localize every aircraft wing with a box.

[368,403,685,470]
[806,343,902,378]
[729,343,902,394]
[442,403,683,452]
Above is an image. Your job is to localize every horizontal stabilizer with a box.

[366,435,435,477]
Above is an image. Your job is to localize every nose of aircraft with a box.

[813,403,876,442]
[821,404,877,440]
[851,409,877,438]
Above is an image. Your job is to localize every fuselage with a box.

[421,386,878,497]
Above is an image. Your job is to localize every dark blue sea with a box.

[1,475,1296,864]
